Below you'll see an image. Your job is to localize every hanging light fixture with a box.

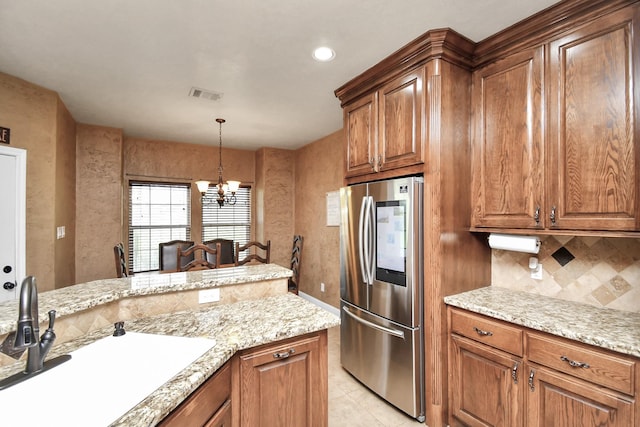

[195,118,240,208]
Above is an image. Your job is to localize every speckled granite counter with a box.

[0,293,340,427]
[0,264,292,335]
[444,286,640,358]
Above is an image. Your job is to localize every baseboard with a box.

[298,291,340,317]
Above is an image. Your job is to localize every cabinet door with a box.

[547,6,640,230]
[471,47,545,228]
[344,93,378,178]
[526,365,633,427]
[450,335,523,427]
[238,332,327,427]
[204,400,231,427]
[378,69,424,172]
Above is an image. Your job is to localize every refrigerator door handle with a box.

[362,196,373,285]
[366,195,375,284]
[342,306,405,339]
[358,196,368,282]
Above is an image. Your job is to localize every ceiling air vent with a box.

[189,87,223,101]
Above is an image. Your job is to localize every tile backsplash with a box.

[492,236,640,313]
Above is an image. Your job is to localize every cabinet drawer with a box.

[450,309,523,356]
[159,361,231,427]
[527,333,635,395]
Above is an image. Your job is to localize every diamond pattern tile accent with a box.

[492,236,640,312]
[552,246,575,266]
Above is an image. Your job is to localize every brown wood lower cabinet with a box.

[236,330,328,427]
[159,330,328,427]
[526,363,633,427]
[447,307,638,427]
[450,334,522,426]
[159,360,232,427]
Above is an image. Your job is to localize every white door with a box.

[0,146,26,302]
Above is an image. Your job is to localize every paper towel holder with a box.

[487,233,540,254]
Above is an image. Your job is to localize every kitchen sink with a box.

[0,331,216,426]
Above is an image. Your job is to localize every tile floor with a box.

[327,326,426,427]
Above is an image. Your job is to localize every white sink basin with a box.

[0,332,216,426]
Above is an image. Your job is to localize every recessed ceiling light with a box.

[312,46,336,62]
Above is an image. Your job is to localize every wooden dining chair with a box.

[159,240,194,272]
[235,240,271,266]
[203,238,235,267]
[288,235,303,294]
[113,243,129,278]
[177,243,221,271]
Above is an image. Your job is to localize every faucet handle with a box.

[47,310,56,331]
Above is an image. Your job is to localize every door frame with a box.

[0,145,27,289]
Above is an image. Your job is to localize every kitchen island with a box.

[0,265,340,426]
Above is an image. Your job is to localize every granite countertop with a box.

[0,263,292,335]
[444,286,640,358]
[0,293,340,427]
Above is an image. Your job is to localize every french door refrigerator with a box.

[339,175,425,422]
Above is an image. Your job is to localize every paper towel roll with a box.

[488,233,540,254]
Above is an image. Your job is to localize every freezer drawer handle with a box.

[473,326,493,337]
[273,349,295,359]
[342,306,405,339]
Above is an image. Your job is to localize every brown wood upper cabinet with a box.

[343,68,424,179]
[471,4,640,232]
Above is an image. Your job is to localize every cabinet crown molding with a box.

[334,28,474,107]
[473,0,639,66]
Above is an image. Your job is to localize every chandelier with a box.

[195,118,240,208]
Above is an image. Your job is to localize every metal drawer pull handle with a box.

[273,349,295,359]
[512,362,518,384]
[528,370,535,391]
[534,206,540,225]
[473,326,493,337]
[560,355,590,369]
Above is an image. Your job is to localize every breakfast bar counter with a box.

[0,265,340,426]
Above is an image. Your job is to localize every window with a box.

[202,185,251,251]
[129,182,191,273]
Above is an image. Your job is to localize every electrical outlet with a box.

[199,288,220,304]
[56,226,65,239]
[320,282,325,292]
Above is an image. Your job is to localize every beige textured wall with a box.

[54,99,77,287]
[294,131,343,307]
[75,125,123,283]
[124,137,255,246]
[0,73,58,290]
[255,148,295,267]
[491,236,640,312]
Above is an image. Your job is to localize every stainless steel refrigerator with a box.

[339,176,425,422]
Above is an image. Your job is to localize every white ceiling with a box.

[0,0,560,151]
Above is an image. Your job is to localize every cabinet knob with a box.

[528,370,535,391]
[550,206,557,225]
[511,362,519,384]
[534,206,540,225]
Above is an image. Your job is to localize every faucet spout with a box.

[14,276,38,349]
[13,277,57,374]
[0,277,70,390]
